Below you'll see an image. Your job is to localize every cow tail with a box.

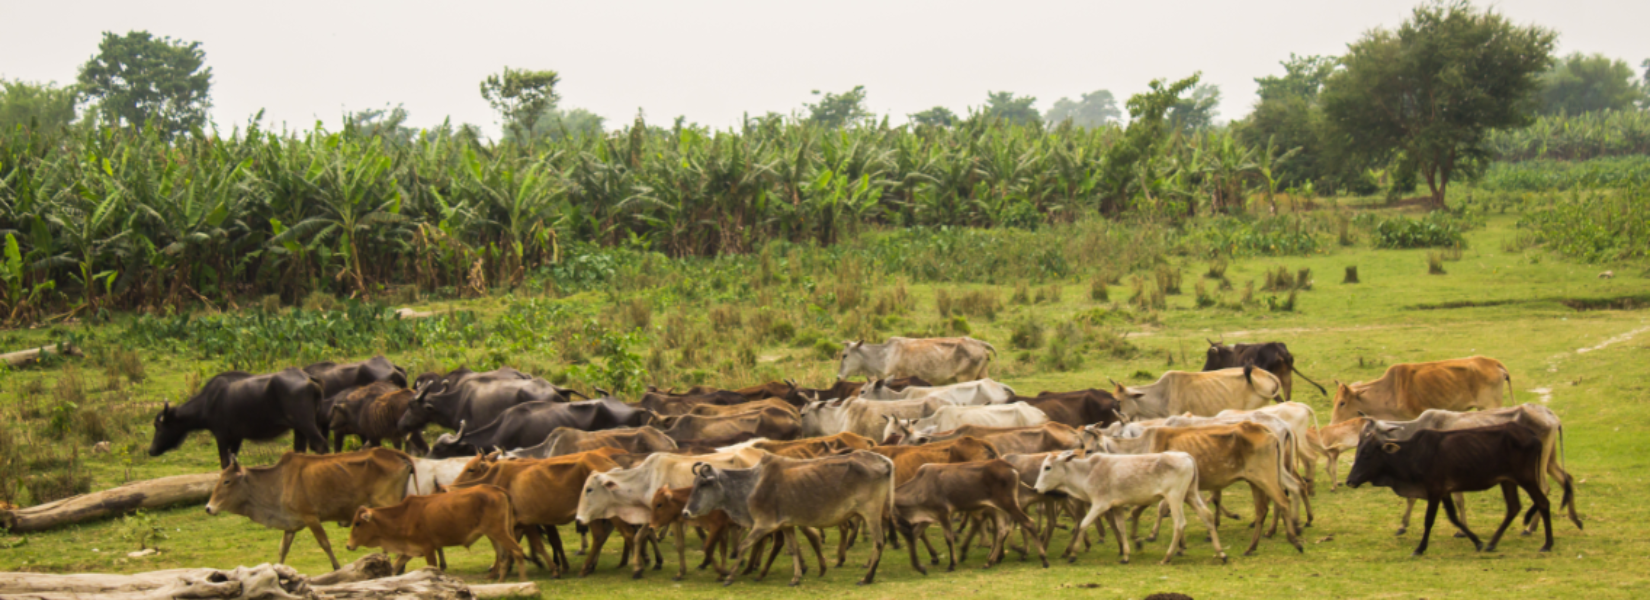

[1291,364,1329,397]
[400,452,418,499]
[1502,366,1514,405]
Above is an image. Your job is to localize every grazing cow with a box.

[1202,341,1327,401]
[1367,405,1581,535]
[204,448,413,569]
[859,378,1017,405]
[893,459,1049,573]
[784,377,931,405]
[837,337,997,385]
[1347,422,1564,555]
[1112,367,1282,421]
[303,356,408,396]
[1310,417,1366,491]
[718,432,877,458]
[507,426,678,459]
[799,396,949,439]
[684,451,896,586]
[330,385,427,454]
[345,484,527,581]
[1015,390,1123,428]
[576,447,768,579]
[883,402,1050,445]
[449,448,627,577]
[407,456,473,495]
[905,422,1082,454]
[1329,356,1510,423]
[150,368,329,468]
[1033,450,1227,565]
[398,368,572,435]
[428,398,655,458]
[658,407,802,443]
[871,436,1000,485]
[637,390,749,417]
[1091,422,1305,556]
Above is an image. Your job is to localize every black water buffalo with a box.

[397,368,580,435]
[636,390,749,416]
[304,356,408,395]
[426,397,655,458]
[149,368,329,467]
[1202,341,1326,401]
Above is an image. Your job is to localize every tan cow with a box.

[1034,450,1227,565]
[1112,367,1282,420]
[882,402,1050,444]
[799,396,948,439]
[447,447,630,577]
[892,459,1049,573]
[505,426,678,459]
[345,484,527,581]
[1310,417,1368,491]
[718,432,877,457]
[205,447,413,570]
[858,378,1017,405]
[837,337,996,385]
[1329,355,1510,423]
[904,422,1082,454]
[1091,422,1305,556]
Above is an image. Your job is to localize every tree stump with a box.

[1343,266,1359,284]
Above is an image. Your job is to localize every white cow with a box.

[883,402,1050,444]
[405,456,474,496]
[1033,450,1227,565]
[858,378,1016,405]
[799,396,948,439]
[837,337,996,385]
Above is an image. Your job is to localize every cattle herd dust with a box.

[141,336,1579,586]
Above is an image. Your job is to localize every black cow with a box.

[397,367,578,435]
[1347,421,1567,556]
[426,397,655,458]
[148,368,329,468]
[1016,390,1123,428]
[1202,341,1326,401]
[636,390,749,416]
[304,356,408,396]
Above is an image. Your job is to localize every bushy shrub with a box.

[1364,213,1469,249]
[1518,188,1650,262]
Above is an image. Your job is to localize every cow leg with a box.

[545,525,569,575]
[1451,491,1471,537]
[1518,480,1555,552]
[1163,496,1189,565]
[859,514,886,586]
[756,531,786,580]
[904,523,929,575]
[437,548,448,570]
[522,526,552,576]
[939,512,960,572]
[1398,497,1417,535]
[629,525,650,579]
[1105,508,1132,565]
[1244,486,1268,556]
[277,530,297,565]
[650,527,664,570]
[1150,501,1169,543]
[306,520,342,570]
[1325,451,1340,492]
[728,525,780,586]
[1185,487,1228,563]
[1440,488,1481,552]
[669,521,688,581]
[391,554,413,575]
[988,510,1014,568]
[1212,491,1242,520]
[1260,479,1304,552]
[742,535,769,575]
[290,408,329,455]
[1413,498,1441,556]
[798,526,827,577]
[1484,482,1522,552]
[781,528,806,587]
[575,522,589,555]
[579,520,613,577]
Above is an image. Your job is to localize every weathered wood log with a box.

[309,569,470,600]
[0,473,218,533]
[0,343,82,367]
[393,308,436,320]
[308,554,395,586]
[0,557,539,600]
[468,582,539,599]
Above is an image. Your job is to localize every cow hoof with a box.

[1067,556,1078,564]
[1411,550,1426,557]
[1453,532,1467,539]
[1243,550,1257,557]
[930,558,939,565]
[1395,528,1407,536]
[945,566,955,573]
[789,581,801,588]
[1539,547,1552,553]
[1485,545,1499,552]
[1118,558,1129,565]
[575,550,586,556]
[1218,555,1229,564]
[673,575,684,582]
[916,568,927,576]
[1521,530,1533,537]
[1145,535,1157,543]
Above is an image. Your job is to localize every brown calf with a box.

[345,484,527,581]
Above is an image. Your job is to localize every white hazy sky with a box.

[2,1,1645,138]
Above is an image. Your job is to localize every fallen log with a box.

[0,473,218,533]
[0,343,82,367]
[0,557,541,600]
[308,554,394,586]
[394,308,436,319]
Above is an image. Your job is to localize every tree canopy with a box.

[1044,90,1120,128]
[76,31,212,138]
[1538,53,1647,115]
[908,106,958,127]
[1320,0,1555,208]
[1167,84,1221,132]
[1098,74,1200,215]
[1254,54,1338,102]
[480,67,561,143]
[0,80,79,133]
[805,86,872,129]
[983,91,1040,126]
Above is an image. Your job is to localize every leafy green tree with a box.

[0,80,79,133]
[1254,54,1338,102]
[806,86,872,129]
[1538,53,1647,115]
[1167,84,1221,132]
[525,107,605,141]
[480,67,561,143]
[76,31,212,138]
[983,91,1040,126]
[1320,0,1555,209]
[1098,74,1200,215]
[1044,90,1120,128]
[908,106,958,127]
[343,103,417,145]
[1240,54,1358,192]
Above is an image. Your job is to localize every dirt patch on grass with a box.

[1409,293,1650,312]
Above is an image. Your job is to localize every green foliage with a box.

[1254,54,1339,102]
[1487,111,1650,162]
[1167,84,1221,133]
[1321,0,1556,208]
[1517,188,1650,262]
[983,91,1040,126]
[1478,156,1650,191]
[562,324,648,396]
[1240,54,1359,193]
[119,509,167,550]
[1364,213,1469,249]
[1010,317,1044,349]
[527,107,605,142]
[0,79,79,133]
[1538,53,1647,116]
[1187,216,1324,256]
[806,86,872,129]
[1044,90,1120,128]
[480,67,561,143]
[1100,74,1201,214]
[907,106,957,128]
[76,31,212,139]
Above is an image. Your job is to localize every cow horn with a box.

[454,419,467,439]
[1207,338,1219,347]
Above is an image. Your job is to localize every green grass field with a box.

[2,213,1648,599]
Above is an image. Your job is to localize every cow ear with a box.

[602,479,619,490]
[1381,442,1401,454]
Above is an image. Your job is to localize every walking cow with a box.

[837,337,996,385]
[1330,356,1511,423]
[149,368,330,468]
[1202,341,1327,401]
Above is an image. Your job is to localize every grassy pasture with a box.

[1,214,1648,599]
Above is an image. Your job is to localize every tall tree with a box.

[1240,54,1355,192]
[1044,90,1120,128]
[480,67,561,143]
[525,107,606,141]
[907,106,958,127]
[0,79,79,133]
[1320,0,1555,209]
[1538,53,1647,115]
[1098,74,1200,215]
[805,86,872,129]
[983,91,1040,126]
[1254,54,1339,102]
[76,31,212,138]
[1167,84,1221,132]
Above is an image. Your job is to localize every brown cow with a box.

[1016,391,1124,428]
[505,426,678,459]
[893,459,1049,574]
[647,486,826,581]
[659,407,801,443]
[1330,356,1511,423]
[673,398,800,420]
[448,448,629,577]
[205,447,413,569]
[345,484,527,581]
[330,384,426,454]
[872,436,1001,484]
[638,389,748,417]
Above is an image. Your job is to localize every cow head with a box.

[1203,339,1236,371]
[575,470,625,526]
[1108,378,1145,418]
[327,403,353,433]
[1033,450,1083,495]
[204,455,249,517]
[148,402,192,457]
[649,486,687,529]
[835,340,868,381]
[1330,381,1366,424]
[345,507,383,552]
[683,463,727,520]
[427,420,473,459]
[397,381,448,432]
[881,416,915,445]
[1345,425,1405,490]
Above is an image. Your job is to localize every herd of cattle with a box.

[147,336,1583,586]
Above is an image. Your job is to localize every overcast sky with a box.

[2,0,1645,138]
